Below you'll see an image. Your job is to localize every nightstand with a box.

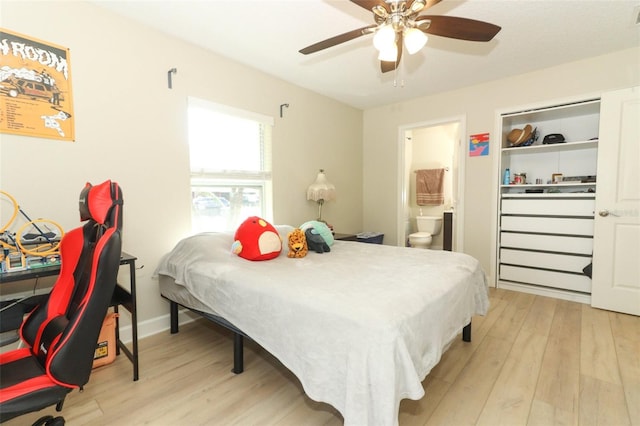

[333,233,358,242]
[334,233,384,244]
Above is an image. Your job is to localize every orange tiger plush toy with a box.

[287,228,308,258]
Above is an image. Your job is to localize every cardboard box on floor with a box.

[93,312,118,368]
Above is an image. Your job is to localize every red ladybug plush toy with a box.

[232,216,282,261]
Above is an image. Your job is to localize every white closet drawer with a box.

[500,232,593,254]
[501,198,595,216]
[500,265,591,293]
[501,216,594,236]
[500,249,591,274]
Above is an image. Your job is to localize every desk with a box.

[113,253,139,381]
[0,252,139,381]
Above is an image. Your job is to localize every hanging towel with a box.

[416,168,445,206]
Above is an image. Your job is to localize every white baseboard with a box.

[498,281,591,304]
[116,308,201,344]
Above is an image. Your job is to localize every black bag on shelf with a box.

[543,133,565,144]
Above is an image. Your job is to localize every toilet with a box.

[409,216,442,249]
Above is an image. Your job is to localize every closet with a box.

[496,98,600,303]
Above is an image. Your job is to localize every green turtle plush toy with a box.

[305,228,330,253]
[299,221,334,246]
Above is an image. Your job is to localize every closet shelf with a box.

[501,192,596,199]
[502,140,597,154]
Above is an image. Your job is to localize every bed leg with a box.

[232,333,244,374]
[462,321,471,342]
[170,300,179,334]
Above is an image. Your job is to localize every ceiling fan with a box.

[299,0,501,73]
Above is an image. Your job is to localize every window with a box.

[188,97,273,233]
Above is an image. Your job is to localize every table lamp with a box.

[306,169,336,223]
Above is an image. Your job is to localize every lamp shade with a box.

[404,28,428,55]
[378,44,398,61]
[373,24,396,52]
[307,169,336,202]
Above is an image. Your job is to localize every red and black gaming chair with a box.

[0,180,123,425]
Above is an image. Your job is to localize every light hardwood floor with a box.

[7,288,639,425]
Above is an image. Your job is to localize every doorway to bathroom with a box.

[397,116,465,250]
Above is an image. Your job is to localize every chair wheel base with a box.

[33,415,65,426]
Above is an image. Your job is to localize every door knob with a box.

[599,210,620,217]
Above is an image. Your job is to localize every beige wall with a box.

[0,1,362,335]
[363,47,640,283]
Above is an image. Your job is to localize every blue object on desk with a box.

[356,232,384,244]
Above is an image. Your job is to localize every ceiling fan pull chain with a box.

[393,60,398,87]
[392,60,405,88]
[392,78,405,88]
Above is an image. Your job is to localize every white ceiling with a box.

[93,0,640,110]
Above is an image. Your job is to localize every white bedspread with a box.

[155,227,489,426]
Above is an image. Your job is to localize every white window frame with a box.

[187,97,274,233]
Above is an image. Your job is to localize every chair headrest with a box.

[79,180,123,228]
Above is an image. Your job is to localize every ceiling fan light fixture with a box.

[298,2,502,75]
[409,0,426,14]
[373,24,396,51]
[378,43,398,61]
[372,5,388,19]
[404,27,428,54]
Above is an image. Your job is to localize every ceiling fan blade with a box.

[350,0,389,13]
[381,33,403,73]
[299,25,377,55]
[416,15,501,42]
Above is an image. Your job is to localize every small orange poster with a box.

[0,28,74,141]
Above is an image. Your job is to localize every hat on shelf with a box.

[507,124,534,146]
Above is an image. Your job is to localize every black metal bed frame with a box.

[168,299,247,373]
[167,297,472,375]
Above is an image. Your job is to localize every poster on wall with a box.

[469,132,489,157]
[0,28,74,141]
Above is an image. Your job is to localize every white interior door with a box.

[591,86,640,316]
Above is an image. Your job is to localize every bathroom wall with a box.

[406,122,459,248]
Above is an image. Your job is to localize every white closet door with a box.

[592,86,640,316]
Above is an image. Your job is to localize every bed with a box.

[155,225,489,426]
